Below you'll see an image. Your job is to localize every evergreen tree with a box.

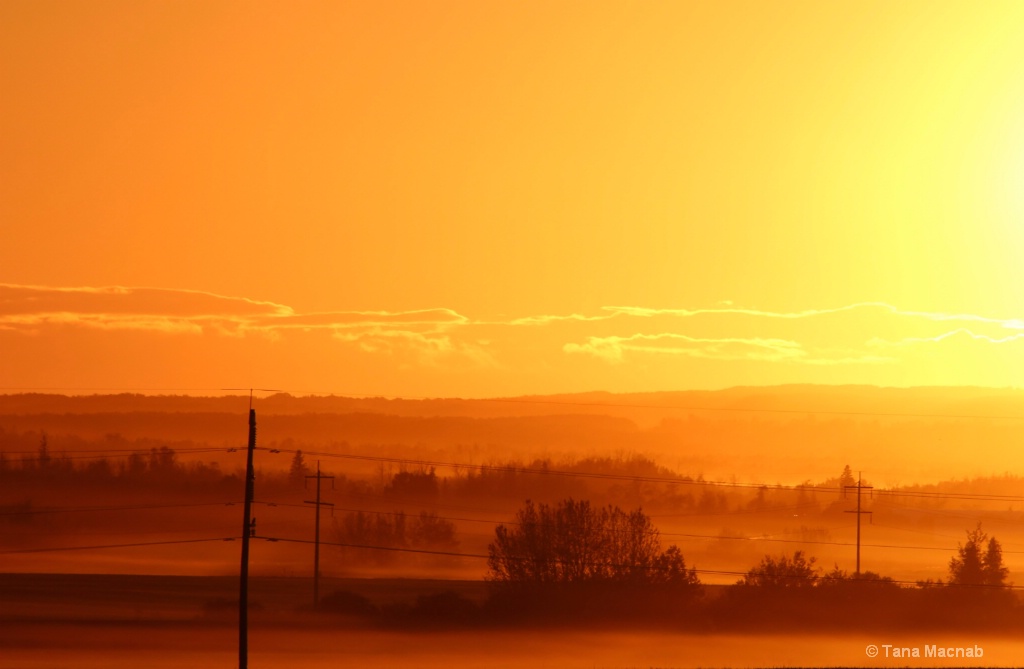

[983,536,1009,588]
[37,432,51,470]
[288,450,310,486]
[949,524,1007,588]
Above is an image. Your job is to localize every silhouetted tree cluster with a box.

[385,467,440,499]
[333,510,458,565]
[0,438,234,491]
[737,550,819,588]
[487,498,699,587]
[484,499,701,624]
[948,524,1009,588]
[715,528,1021,631]
[446,459,587,505]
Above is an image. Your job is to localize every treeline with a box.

[315,579,1024,631]
[0,437,236,491]
[315,498,1022,631]
[0,437,790,512]
[7,436,1021,522]
[6,387,1024,492]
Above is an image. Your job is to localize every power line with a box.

[252,535,1024,590]
[9,448,1024,522]
[260,447,838,492]
[0,387,237,393]
[253,499,1024,555]
[0,528,1016,583]
[0,447,234,459]
[0,521,1016,584]
[0,536,236,555]
[6,440,1023,504]
[260,447,1024,504]
[873,489,1024,502]
[2,496,1016,560]
[0,501,237,517]
[872,500,1024,526]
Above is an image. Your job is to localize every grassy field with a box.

[0,573,488,624]
[2,573,1021,668]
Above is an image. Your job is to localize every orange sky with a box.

[3,1,1024,396]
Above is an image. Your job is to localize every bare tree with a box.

[487,498,698,588]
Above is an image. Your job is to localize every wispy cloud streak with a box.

[4,285,1023,378]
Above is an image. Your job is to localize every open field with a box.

[1,573,1022,668]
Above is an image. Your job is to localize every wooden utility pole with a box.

[305,460,334,607]
[238,408,257,669]
[844,471,873,575]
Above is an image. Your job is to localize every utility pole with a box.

[844,471,873,576]
[305,460,334,607]
[238,408,257,669]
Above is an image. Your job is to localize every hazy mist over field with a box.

[8,0,1024,665]
[3,387,1024,668]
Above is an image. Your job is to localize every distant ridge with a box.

[2,385,1023,421]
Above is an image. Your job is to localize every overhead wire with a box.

[5,387,1024,588]
[0,501,237,517]
[253,534,1024,590]
[258,446,1024,504]
[253,498,1024,554]
[0,536,237,555]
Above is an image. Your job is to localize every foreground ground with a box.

[0,573,1021,668]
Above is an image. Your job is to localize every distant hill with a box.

[2,385,1023,422]
[3,386,1024,485]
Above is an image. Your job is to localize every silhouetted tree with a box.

[949,526,985,586]
[37,432,51,470]
[387,468,439,499]
[697,487,728,512]
[839,465,855,489]
[487,498,698,587]
[652,545,702,587]
[84,457,114,481]
[409,511,458,549]
[748,485,768,511]
[334,509,457,565]
[288,450,310,487]
[125,451,146,476]
[949,525,1008,588]
[148,446,176,475]
[738,550,818,588]
[984,536,1009,587]
[819,566,896,587]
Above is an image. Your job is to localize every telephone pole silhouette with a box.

[844,471,873,576]
[305,460,334,607]
[238,408,257,669]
